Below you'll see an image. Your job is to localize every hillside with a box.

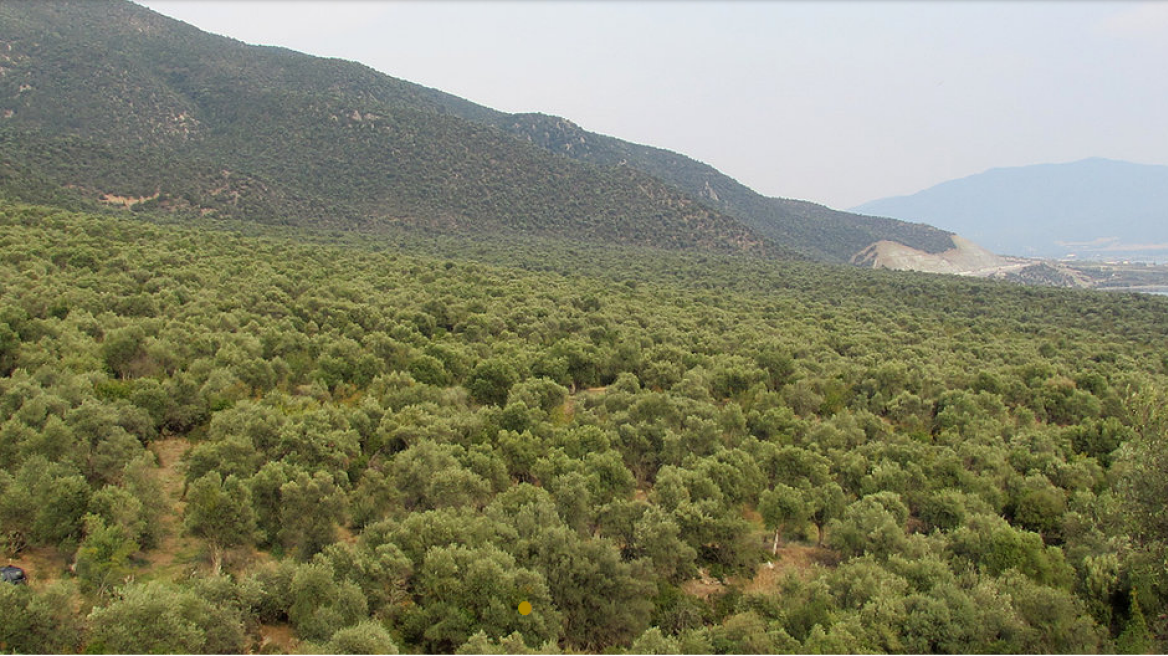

[852,158,1168,260]
[489,113,956,262]
[0,0,777,257]
[0,0,954,263]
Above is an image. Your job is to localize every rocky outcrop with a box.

[852,235,1025,275]
[853,235,1097,287]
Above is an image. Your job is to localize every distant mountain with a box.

[852,158,1168,261]
[0,0,952,263]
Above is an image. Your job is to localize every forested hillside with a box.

[0,0,953,264]
[2,199,1166,653]
[492,113,955,262]
[0,0,779,258]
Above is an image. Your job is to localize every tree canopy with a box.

[0,200,1166,652]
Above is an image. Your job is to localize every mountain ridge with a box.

[852,157,1168,260]
[485,111,956,262]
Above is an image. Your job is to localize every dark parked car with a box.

[1,565,26,585]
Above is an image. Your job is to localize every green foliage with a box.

[278,470,348,560]
[948,514,1074,588]
[456,630,558,655]
[0,458,91,549]
[759,483,810,551]
[319,620,400,655]
[316,540,412,614]
[0,200,1165,651]
[86,581,246,654]
[88,485,148,547]
[74,514,137,596]
[1116,383,1168,552]
[630,627,682,655]
[0,582,83,654]
[710,610,800,653]
[1116,588,1152,654]
[120,452,168,549]
[467,358,520,407]
[287,560,369,643]
[919,489,971,532]
[101,325,148,379]
[1114,383,1168,648]
[183,471,258,571]
[827,492,910,560]
[632,505,698,581]
[404,544,560,652]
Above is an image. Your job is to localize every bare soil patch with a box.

[747,544,836,594]
[258,623,299,654]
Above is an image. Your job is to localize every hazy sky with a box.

[137,0,1168,210]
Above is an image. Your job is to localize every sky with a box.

[137,0,1168,210]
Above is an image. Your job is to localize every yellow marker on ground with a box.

[518,601,532,616]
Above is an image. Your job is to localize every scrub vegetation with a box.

[0,1,950,264]
[2,4,1167,653]
[1,200,1166,653]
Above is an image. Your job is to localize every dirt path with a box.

[141,437,201,578]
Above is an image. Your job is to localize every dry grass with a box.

[680,543,837,600]
[4,545,70,590]
[258,623,299,654]
[680,568,725,600]
[140,437,203,578]
[746,544,835,594]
